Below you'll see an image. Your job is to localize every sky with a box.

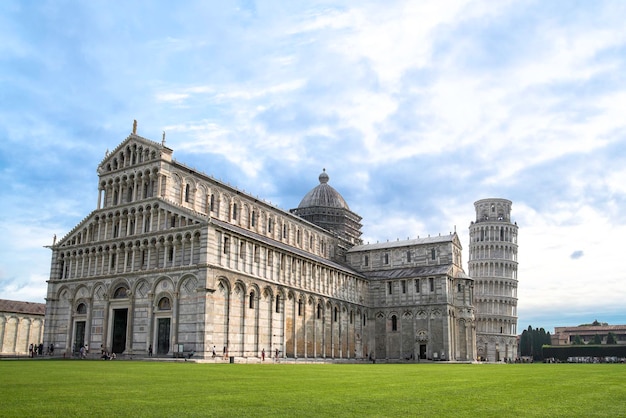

[1,0,625,333]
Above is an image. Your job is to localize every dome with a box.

[297,169,350,210]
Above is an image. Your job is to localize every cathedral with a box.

[43,126,518,362]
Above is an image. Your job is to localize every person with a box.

[80,345,86,359]
[275,348,279,361]
[49,343,54,356]
[29,343,34,358]
[110,352,116,360]
[262,348,265,361]
[148,344,153,357]
[39,343,44,356]
[212,346,216,358]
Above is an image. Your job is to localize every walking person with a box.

[262,348,265,361]
[148,344,153,357]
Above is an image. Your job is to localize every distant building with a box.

[0,299,45,356]
[552,323,626,345]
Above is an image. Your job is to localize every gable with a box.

[97,134,172,175]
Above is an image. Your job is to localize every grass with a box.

[1,360,625,417]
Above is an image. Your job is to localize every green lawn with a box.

[1,360,624,417]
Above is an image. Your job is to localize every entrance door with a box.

[157,318,171,355]
[74,321,86,353]
[420,344,427,360]
[112,309,128,354]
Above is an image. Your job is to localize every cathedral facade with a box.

[43,128,502,362]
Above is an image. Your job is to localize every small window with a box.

[391,315,398,331]
[268,218,274,233]
[458,283,462,292]
[185,184,190,203]
[429,278,434,292]
[232,204,238,220]
[402,280,406,294]
[275,295,281,313]
[76,303,87,314]
[407,251,411,262]
[251,211,256,227]
[168,247,174,262]
[431,249,436,260]
[210,194,215,212]
[334,307,338,322]
[249,292,255,309]
[223,237,230,254]
[113,286,128,299]
[283,224,287,239]
[317,304,321,319]
[384,253,389,264]
[415,279,420,293]
[298,299,302,316]
[240,241,245,259]
[388,282,393,295]
[364,255,369,266]
[158,297,171,310]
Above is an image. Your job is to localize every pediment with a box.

[97,134,172,175]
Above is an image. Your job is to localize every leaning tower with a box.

[469,198,518,362]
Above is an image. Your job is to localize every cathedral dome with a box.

[298,169,350,210]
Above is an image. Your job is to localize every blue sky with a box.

[1,0,625,333]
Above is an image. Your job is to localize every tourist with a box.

[148,344,153,357]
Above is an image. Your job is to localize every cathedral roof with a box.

[348,233,458,252]
[297,169,350,210]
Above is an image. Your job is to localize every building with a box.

[0,299,46,356]
[468,199,519,361]
[552,323,626,346]
[43,125,483,361]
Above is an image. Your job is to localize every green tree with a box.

[592,334,602,344]
[607,332,617,345]
[573,335,583,345]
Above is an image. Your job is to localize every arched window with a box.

[185,184,190,203]
[232,203,237,220]
[249,291,255,309]
[113,286,128,299]
[275,295,281,313]
[158,297,171,310]
[391,315,398,331]
[298,299,302,316]
[334,307,338,322]
[317,304,321,319]
[210,194,215,212]
[76,303,87,314]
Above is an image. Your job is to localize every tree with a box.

[592,334,602,345]
[607,332,617,345]
[520,326,552,360]
[573,335,583,345]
